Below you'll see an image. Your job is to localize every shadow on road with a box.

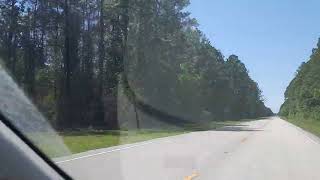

[213,123,264,132]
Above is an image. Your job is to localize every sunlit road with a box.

[55,117,320,180]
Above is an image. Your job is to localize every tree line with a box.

[0,0,272,130]
[280,39,320,121]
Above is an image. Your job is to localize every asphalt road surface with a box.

[55,117,320,180]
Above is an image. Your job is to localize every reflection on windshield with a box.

[3,0,320,180]
[0,64,70,157]
[0,0,272,163]
[0,0,272,130]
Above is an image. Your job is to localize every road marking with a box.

[55,140,157,164]
[55,132,192,164]
[184,172,199,180]
[285,120,320,145]
[241,137,248,142]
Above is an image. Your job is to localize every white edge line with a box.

[55,140,156,164]
[284,119,320,145]
[55,120,270,164]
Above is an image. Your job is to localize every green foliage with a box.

[0,0,272,130]
[280,38,320,121]
[60,130,185,156]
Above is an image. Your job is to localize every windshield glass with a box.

[1,0,320,180]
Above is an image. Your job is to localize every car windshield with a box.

[1,0,320,179]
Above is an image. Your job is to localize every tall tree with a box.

[280,39,320,121]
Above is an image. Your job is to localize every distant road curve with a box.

[56,117,320,180]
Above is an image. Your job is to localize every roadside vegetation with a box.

[61,130,185,154]
[59,120,254,155]
[283,117,320,138]
[33,119,259,157]
[280,39,320,136]
[30,130,185,158]
[1,0,272,133]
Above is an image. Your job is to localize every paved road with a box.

[56,117,320,180]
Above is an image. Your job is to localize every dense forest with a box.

[0,0,272,130]
[280,39,320,121]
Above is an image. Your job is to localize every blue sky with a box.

[187,0,320,112]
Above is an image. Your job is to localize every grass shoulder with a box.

[281,116,320,137]
[61,130,185,155]
[60,118,262,155]
[35,118,264,157]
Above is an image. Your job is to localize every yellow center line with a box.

[241,137,248,142]
[184,172,199,180]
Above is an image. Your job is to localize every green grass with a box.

[283,117,320,137]
[59,119,257,155]
[61,130,185,154]
[30,118,264,158]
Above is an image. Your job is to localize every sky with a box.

[187,0,320,113]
